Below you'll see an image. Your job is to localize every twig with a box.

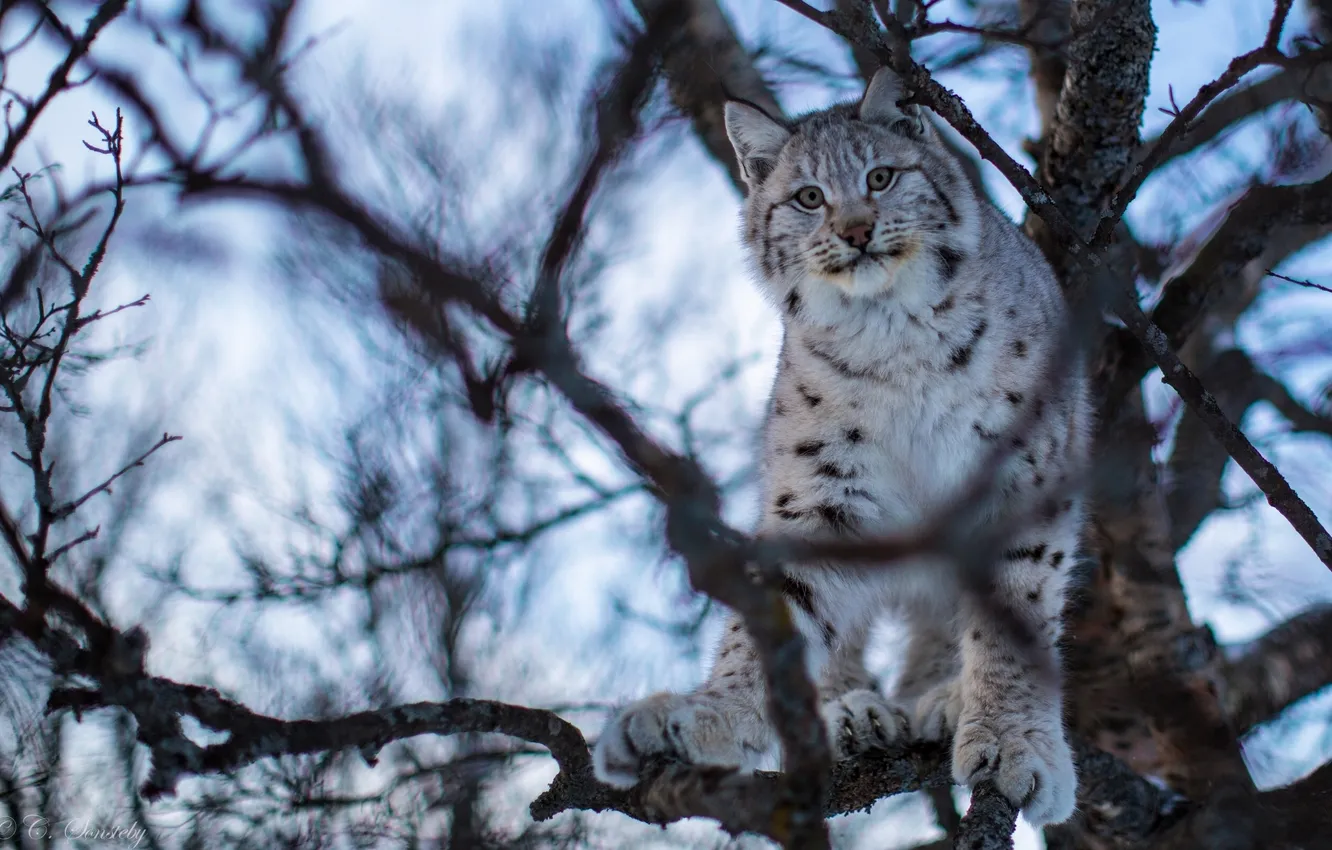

[0,1,129,171]
[1266,269,1332,294]
[50,432,181,522]
[1091,0,1306,250]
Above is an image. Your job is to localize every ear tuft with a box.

[860,66,925,137]
[724,101,791,188]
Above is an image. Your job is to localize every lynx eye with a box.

[866,166,895,192]
[794,186,825,209]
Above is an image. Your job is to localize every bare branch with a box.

[632,0,783,193]
[50,432,181,522]
[1221,603,1332,734]
[1141,67,1317,171]
[0,1,129,171]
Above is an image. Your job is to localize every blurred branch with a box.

[0,0,128,171]
[1101,173,1332,419]
[1220,603,1332,735]
[1167,347,1332,551]
[1016,0,1070,149]
[1140,67,1320,171]
[632,0,782,193]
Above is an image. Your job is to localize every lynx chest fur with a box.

[764,199,1072,533]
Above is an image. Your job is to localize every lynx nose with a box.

[838,222,873,250]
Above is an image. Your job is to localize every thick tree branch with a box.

[632,0,782,192]
[1221,603,1332,735]
[953,783,1018,850]
[1040,0,1154,238]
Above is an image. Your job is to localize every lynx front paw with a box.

[593,692,744,788]
[821,689,910,759]
[951,709,1077,826]
[911,678,963,741]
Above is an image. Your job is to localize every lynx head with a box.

[724,68,980,311]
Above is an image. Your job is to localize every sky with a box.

[3,1,1332,848]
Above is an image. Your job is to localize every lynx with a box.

[593,67,1089,827]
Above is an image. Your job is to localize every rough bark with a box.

[1038,0,1155,237]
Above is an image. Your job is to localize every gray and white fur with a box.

[593,68,1090,827]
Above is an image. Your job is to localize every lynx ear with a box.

[860,66,925,136]
[724,101,791,187]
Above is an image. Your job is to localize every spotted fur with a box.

[593,68,1090,827]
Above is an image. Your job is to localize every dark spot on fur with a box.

[936,246,964,281]
[1049,551,1066,569]
[798,384,822,407]
[886,244,906,258]
[806,340,889,382]
[785,288,802,317]
[1004,543,1048,562]
[845,427,863,443]
[776,492,794,508]
[781,575,817,617]
[973,422,1000,441]
[1013,339,1027,358]
[1026,588,1041,603]
[1005,307,1017,319]
[795,440,825,457]
[948,319,988,370]
[1033,473,1046,486]
[1005,391,1023,405]
[971,630,983,642]
[816,503,852,531]
[933,293,956,313]
[817,462,855,479]
[777,509,805,521]
[774,399,788,416]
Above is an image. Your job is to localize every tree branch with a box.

[1100,172,1332,418]
[1221,603,1332,735]
[1040,0,1154,238]
[1140,67,1317,171]
[0,0,128,171]
[632,0,782,193]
